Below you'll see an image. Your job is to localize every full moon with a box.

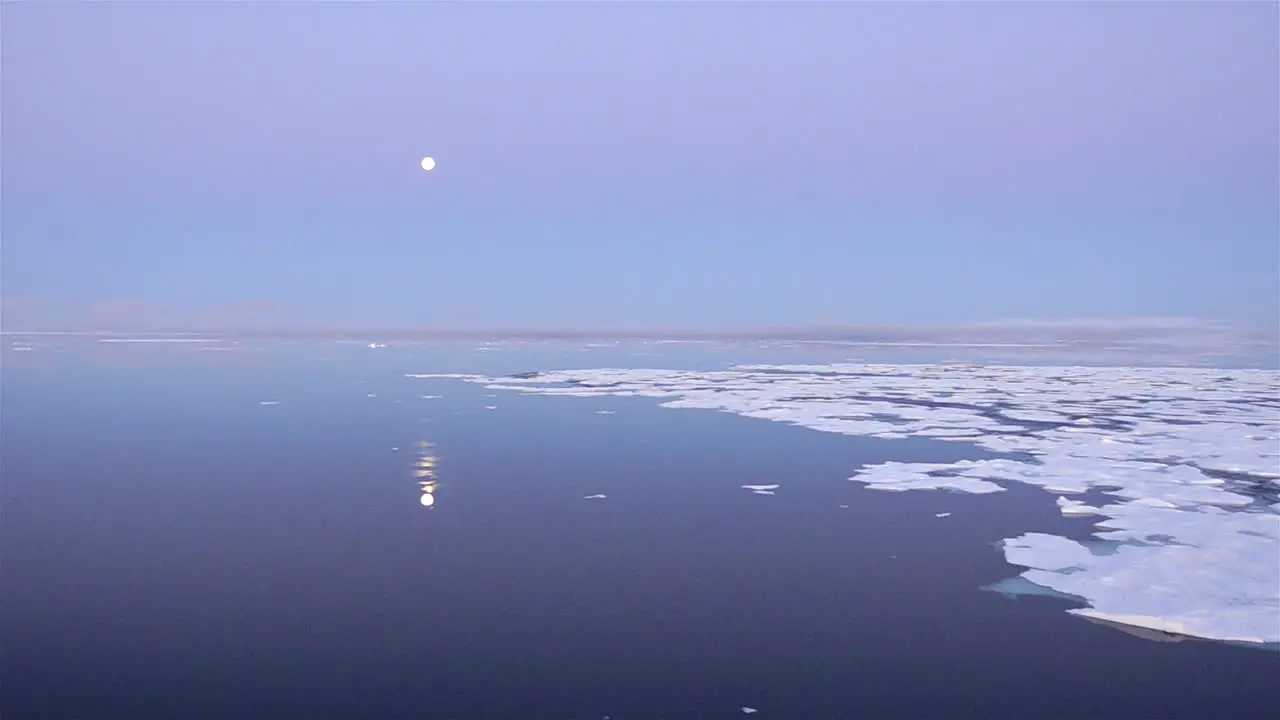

[420,157,436,171]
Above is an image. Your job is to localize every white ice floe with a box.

[741,708,758,715]
[742,484,780,492]
[584,494,607,500]
[259,401,280,406]
[935,512,952,518]
[1057,497,1102,516]
[411,362,1280,647]
[596,410,616,415]
[852,461,1006,494]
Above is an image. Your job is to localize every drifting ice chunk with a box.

[1000,525,1280,646]
[852,462,1005,494]
[1057,497,1102,516]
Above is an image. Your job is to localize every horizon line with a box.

[2,319,1275,341]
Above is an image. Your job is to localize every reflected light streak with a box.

[415,440,439,508]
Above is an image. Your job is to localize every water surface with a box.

[5,342,1278,719]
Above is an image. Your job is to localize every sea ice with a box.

[411,362,1280,646]
[1057,497,1101,516]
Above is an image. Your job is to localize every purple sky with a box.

[3,1,1277,330]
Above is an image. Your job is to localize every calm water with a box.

[5,342,1279,719]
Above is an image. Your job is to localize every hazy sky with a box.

[3,1,1277,330]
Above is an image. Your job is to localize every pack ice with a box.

[410,364,1280,647]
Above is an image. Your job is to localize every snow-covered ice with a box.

[411,363,1280,647]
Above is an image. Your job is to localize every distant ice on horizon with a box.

[409,362,1280,648]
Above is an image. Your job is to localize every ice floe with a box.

[410,363,1280,647]
[1057,497,1102,516]
[584,494,607,500]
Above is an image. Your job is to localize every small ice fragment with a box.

[742,709,758,715]
[367,393,377,398]
[596,410,616,415]
[935,512,951,518]
[1057,496,1101,516]
[742,484,780,491]
[485,405,498,410]
[839,504,850,508]
[584,494,607,500]
[259,401,280,406]
[421,395,442,400]
[752,490,775,495]
[392,447,400,451]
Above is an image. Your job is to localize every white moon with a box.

[420,157,436,171]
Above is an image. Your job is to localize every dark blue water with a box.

[5,342,1278,719]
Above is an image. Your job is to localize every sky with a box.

[2,1,1277,331]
